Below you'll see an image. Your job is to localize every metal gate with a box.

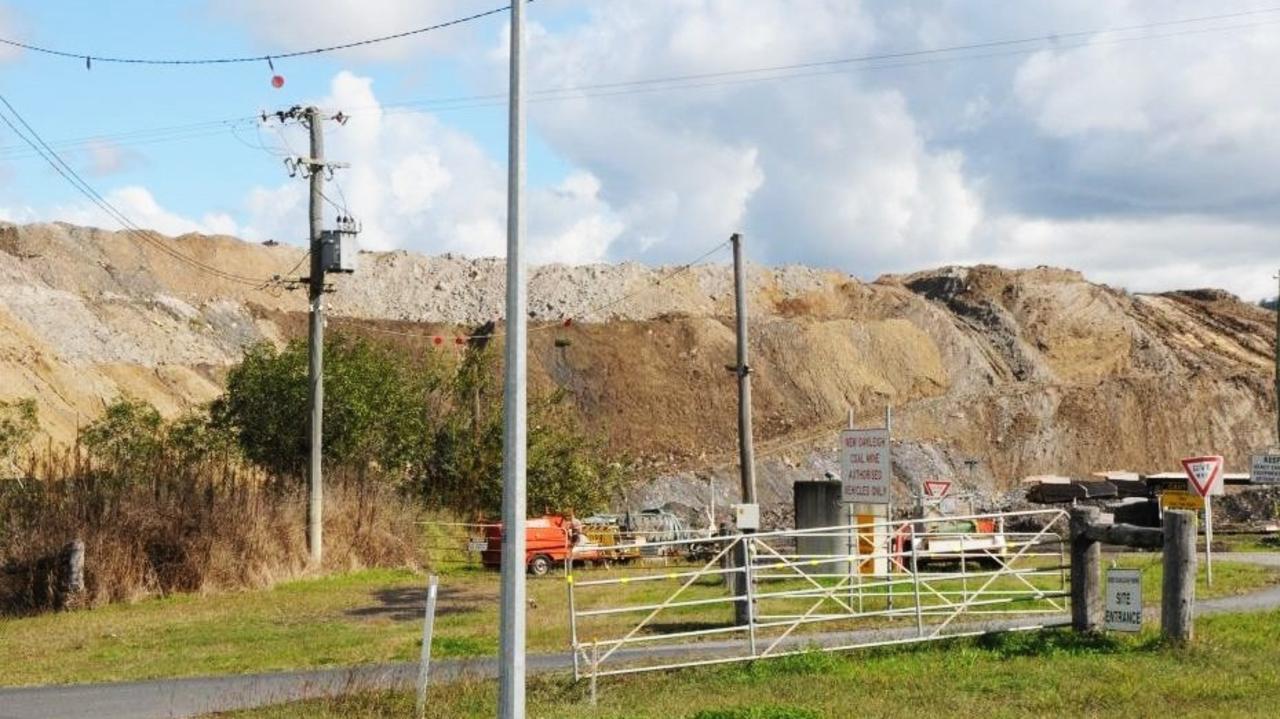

[566,509,1070,680]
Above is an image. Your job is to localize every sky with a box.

[0,0,1278,300]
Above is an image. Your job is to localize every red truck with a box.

[481,515,606,576]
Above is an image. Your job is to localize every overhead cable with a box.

[0,2,527,66]
[0,92,278,287]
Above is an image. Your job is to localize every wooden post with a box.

[1069,506,1102,633]
[1162,510,1197,643]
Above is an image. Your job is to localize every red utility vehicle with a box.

[481,514,605,576]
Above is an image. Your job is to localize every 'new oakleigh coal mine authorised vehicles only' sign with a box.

[839,428,891,504]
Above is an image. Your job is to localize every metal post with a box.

[1204,496,1214,587]
[909,523,924,636]
[497,1,527,717]
[414,575,439,719]
[305,105,325,568]
[566,559,580,681]
[589,640,599,706]
[884,405,894,613]
[743,539,758,656]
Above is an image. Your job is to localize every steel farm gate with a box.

[565,509,1071,681]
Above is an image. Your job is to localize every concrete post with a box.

[1069,506,1102,633]
[55,539,84,611]
[1162,509,1197,643]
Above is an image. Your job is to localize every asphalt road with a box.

[2,552,1277,719]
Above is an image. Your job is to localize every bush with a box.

[214,335,447,476]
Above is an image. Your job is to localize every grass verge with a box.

[0,556,1275,687]
[213,608,1280,718]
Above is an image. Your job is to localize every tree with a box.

[422,344,624,516]
[213,334,448,477]
[81,397,163,477]
[0,398,37,474]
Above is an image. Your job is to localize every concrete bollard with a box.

[55,539,85,611]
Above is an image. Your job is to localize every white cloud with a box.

[36,186,240,238]
[205,0,503,62]
[82,139,142,177]
[238,70,621,263]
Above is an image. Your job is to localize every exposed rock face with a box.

[1,222,1275,512]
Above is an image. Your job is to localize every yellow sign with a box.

[1160,490,1205,511]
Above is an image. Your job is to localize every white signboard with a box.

[840,428,891,504]
[1105,568,1142,632]
[1251,453,1280,485]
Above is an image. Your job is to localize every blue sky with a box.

[1,1,1279,300]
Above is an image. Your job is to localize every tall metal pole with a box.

[305,106,325,568]
[731,233,757,505]
[497,1,527,717]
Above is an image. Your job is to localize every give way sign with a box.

[922,480,952,498]
[1181,455,1225,497]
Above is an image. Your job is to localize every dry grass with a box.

[0,447,420,614]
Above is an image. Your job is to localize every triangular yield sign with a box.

[922,480,951,498]
[1181,455,1224,497]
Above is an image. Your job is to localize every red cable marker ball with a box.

[271,75,285,89]
[455,336,465,346]
[432,336,443,346]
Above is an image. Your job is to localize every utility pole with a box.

[498,0,527,716]
[1274,271,1279,447]
[731,233,757,506]
[729,233,757,627]
[305,106,326,568]
[261,105,354,570]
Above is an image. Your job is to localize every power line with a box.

[0,2,526,66]
[3,6,1275,164]
[0,93,278,287]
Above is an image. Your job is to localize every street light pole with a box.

[497,1,527,717]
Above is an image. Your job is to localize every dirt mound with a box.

[1,222,1276,509]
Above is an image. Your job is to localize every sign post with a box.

[1104,568,1142,632]
[1181,455,1224,587]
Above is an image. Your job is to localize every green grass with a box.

[214,609,1280,718]
[0,556,1276,687]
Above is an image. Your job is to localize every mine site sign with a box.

[1251,453,1280,485]
[922,480,952,498]
[1181,455,1225,497]
[840,427,891,504]
[1105,568,1143,632]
